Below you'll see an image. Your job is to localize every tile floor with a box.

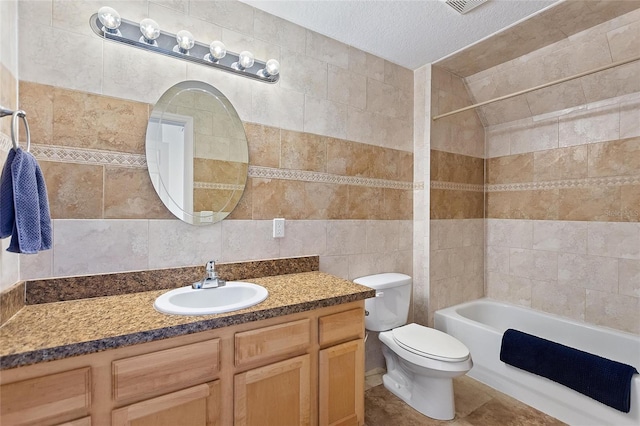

[364,373,566,425]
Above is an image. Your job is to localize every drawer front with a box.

[0,367,91,426]
[235,319,311,367]
[318,308,364,347]
[112,338,219,403]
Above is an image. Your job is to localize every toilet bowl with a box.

[355,273,473,421]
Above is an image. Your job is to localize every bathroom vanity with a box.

[0,271,373,426]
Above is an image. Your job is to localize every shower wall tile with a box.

[580,61,640,104]
[606,19,640,61]
[508,248,558,282]
[558,104,620,147]
[532,145,588,181]
[430,189,483,219]
[558,253,619,293]
[586,290,640,334]
[531,280,585,322]
[486,153,533,184]
[532,221,588,254]
[588,137,640,177]
[587,222,640,259]
[619,259,640,297]
[486,272,532,307]
[558,186,621,222]
[620,98,640,138]
[487,219,640,334]
[53,219,149,276]
[486,219,533,249]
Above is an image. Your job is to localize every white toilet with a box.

[355,273,472,421]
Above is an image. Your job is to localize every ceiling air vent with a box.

[443,0,489,15]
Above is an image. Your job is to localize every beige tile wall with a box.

[465,7,640,127]
[426,66,485,326]
[475,8,640,334]
[14,1,413,291]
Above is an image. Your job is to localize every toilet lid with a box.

[391,323,470,362]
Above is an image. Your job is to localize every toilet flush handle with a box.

[376,291,384,297]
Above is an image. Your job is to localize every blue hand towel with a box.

[0,147,52,254]
[500,328,638,413]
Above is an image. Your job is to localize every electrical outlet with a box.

[273,218,285,238]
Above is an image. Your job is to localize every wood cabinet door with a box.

[319,340,364,426]
[111,381,220,426]
[234,354,311,426]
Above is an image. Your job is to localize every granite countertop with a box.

[0,271,374,370]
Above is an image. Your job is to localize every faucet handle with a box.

[205,260,218,278]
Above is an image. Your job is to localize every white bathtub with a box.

[434,298,640,426]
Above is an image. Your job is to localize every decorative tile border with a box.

[487,175,640,192]
[21,142,417,190]
[31,144,147,168]
[431,181,484,192]
[248,166,415,190]
[194,181,246,191]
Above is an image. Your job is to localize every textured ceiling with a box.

[239,0,558,70]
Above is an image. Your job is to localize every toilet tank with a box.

[354,273,412,332]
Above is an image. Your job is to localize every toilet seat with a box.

[391,323,470,362]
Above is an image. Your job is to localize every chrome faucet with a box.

[192,260,226,289]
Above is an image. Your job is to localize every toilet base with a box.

[382,369,456,420]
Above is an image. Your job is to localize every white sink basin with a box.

[154,282,268,315]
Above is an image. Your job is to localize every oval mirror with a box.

[146,81,248,225]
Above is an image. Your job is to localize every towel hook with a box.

[0,105,31,152]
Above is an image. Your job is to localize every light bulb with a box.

[258,59,280,78]
[139,18,160,45]
[173,30,195,54]
[233,51,254,71]
[205,41,226,63]
[98,6,121,34]
[239,51,254,68]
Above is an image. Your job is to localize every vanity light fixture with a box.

[89,7,280,83]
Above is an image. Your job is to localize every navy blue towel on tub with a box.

[500,328,638,413]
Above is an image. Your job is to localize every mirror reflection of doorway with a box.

[147,113,194,222]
